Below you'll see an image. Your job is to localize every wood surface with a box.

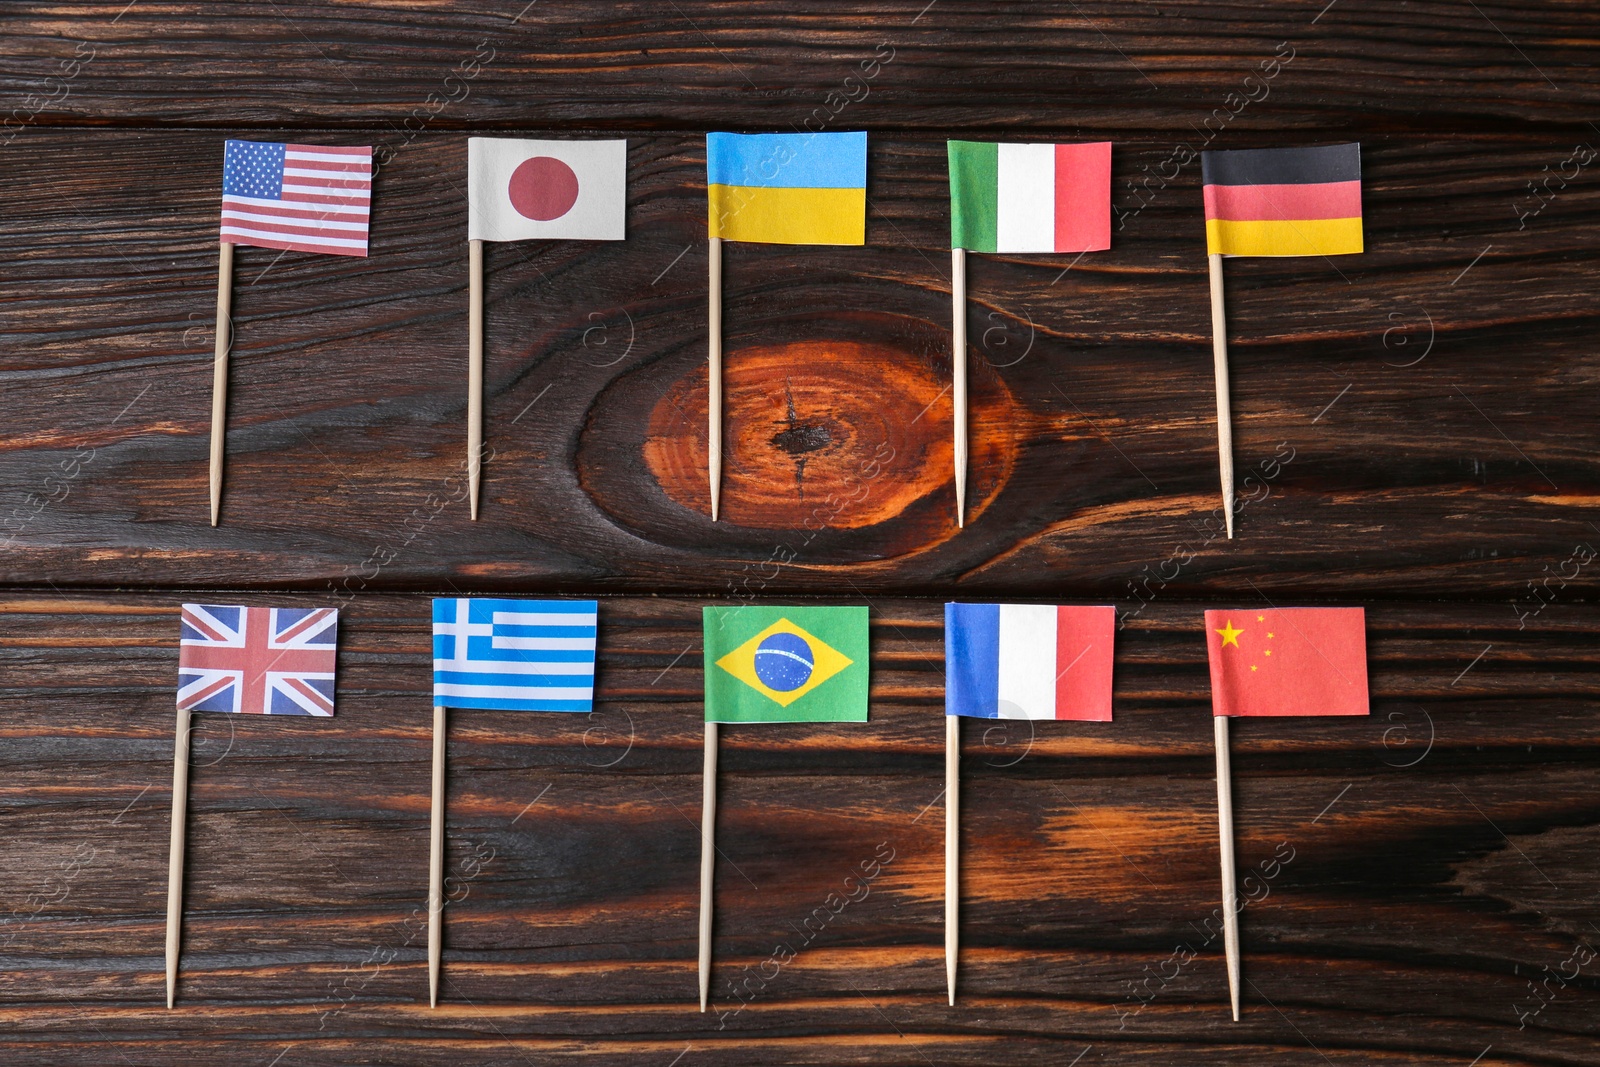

[2,2,1599,1064]
[1,595,1598,1066]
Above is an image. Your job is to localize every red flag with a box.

[1204,608,1368,717]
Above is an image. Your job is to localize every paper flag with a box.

[947,140,1111,254]
[178,604,339,716]
[220,140,372,257]
[706,131,867,245]
[432,598,598,712]
[945,603,1115,720]
[467,138,627,242]
[1204,608,1369,717]
[1201,143,1363,257]
[703,606,869,722]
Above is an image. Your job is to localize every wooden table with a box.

[2,3,1598,1063]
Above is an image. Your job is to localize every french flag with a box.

[945,604,1115,720]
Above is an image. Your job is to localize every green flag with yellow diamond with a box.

[703,606,869,723]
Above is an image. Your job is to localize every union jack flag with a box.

[178,604,339,716]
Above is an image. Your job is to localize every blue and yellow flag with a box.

[707,132,867,245]
[703,605,869,723]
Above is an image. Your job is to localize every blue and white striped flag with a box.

[431,598,598,712]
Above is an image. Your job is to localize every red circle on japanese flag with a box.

[507,156,580,221]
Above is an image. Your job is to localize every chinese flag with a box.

[1204,608,1369,717]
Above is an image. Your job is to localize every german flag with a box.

[1201,143,1362,257]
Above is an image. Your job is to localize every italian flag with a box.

[948,140,1111,254]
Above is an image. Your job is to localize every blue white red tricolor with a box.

[432,598,598,712]
[178,604,339,716]
[945,603,1115,720]
[220,140,372,256]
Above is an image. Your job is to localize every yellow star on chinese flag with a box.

[1215,620,1244,647]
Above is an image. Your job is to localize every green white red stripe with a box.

[948,140,1111,254]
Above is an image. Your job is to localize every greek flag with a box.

[431,598,598,712]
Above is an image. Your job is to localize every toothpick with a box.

[467,239,484,521]
[1207,253,1235,539]
[1213,713,1241,1020]
[945,713,960,1005]
[208,242,234,526]
[951,248,968,528]
[429,705,446,1007]
[165,705,192,1008]
[698,720,718,1011]
[708,237,722,522]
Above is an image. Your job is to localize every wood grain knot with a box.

[578,332,1021,556]
[770,418,832,457]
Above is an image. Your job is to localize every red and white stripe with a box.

[994,604,1114,721]
[994,142,1112,254]
[181,603,237,644]
[221,144,371,257]
[274,607,336,646]
[270,672,335,715]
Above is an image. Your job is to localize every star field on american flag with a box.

[223,140,286,199]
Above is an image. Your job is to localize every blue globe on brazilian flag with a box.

[703,606,869,722]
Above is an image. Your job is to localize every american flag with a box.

[220,140,372,257]
[178,604,339,716]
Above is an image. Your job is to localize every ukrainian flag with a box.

[707,132,867,245]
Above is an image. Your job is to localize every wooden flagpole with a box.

[951,248,968,528]
[467,239,485,521]
[428,705,447,1007]
[944,713,960,1005]
[1213,713,1241,1020]
[164,704,192,1008]
[698,720,718,1011]
[208,241,235,527]
[1207,253,1235,539]
[708,237,723,522]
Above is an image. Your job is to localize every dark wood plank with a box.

[5,2,1600,129]
[3,130,1600,598]
[1,594,1598,1064]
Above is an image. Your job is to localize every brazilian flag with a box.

[703,606,869,723]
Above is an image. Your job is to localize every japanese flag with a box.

[467,137,626,242]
